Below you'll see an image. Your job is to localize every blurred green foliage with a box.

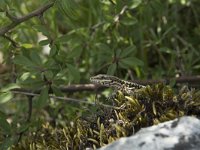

[0,0,200,149]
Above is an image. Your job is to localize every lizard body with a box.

[90,74,145,94]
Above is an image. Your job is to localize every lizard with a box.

[90,74,146,95]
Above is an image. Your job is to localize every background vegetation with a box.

[0,0,200,149]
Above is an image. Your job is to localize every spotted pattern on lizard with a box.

[90,74,146,95]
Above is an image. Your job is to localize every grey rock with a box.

[98,116,200,150]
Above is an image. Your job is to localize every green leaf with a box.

[119,61,128,69]
[121,17,137,26]
[103,23,112,32]
[13,55,36,68]
[55,34,71,43]
[0,83,20,92]
[21,43,33,48]
[96,43,112,55]
[33,25,50,37]
[130,0,142,9]
[193,64,200,69]
[30,51,42,66]
[107,63,116,75]
[55,69,68,80]
[35,87,49,108]
[67,44,83,58]
[121,45,137,58]
[0,92,13,104]
[53,79,66,85]
[169,78,176,87]
[39,39,50,46]
[0,0,7,11]
[17,123,30,133]
[119,57,144,69]
[0,137,16,150]
[50,44,58,57]
[55,0,80,20]
[18,72,31,82]
[0,116,11,134]
[96,43,113,64]
[44,70,54,79]
[23,80,45,90]
[116,49,122,57]
[52,86,63,97]
[159,47,174,54]
[18,72,45,89]
[67,64,80,83]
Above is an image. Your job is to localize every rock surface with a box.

[98,116,200,150]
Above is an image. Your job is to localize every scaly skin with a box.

[90,74,145,94]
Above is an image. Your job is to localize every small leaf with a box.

[19,72,31,81]
[55,34,71,43]
[193,64,200,69]
[55,69,68,80]
[49,44,58,57]
[0,137,16,150]
[18,123,30,133]
[35,87,49,108]
[0,83,20,92]
[121,17,137,26]
[67,64,80,83]
[119,61,128,69]
[169,78,176,87]
[13,55,35,68]
[44,70,54,79]
[159,47,174,54]
[103,22,111,32]
[21,43,33,48]
[96,43,112,55]
[116,49,122,57]
[130,0,142,9]
[52,86,63,97]
[0,116,11,134]
[120,57,144,68]
[107,63,116,75]
[33,25,50,37]
[39,39,50,46]
[121,45,137,58]
[30,51,42,66]
[0,92,13,104]
[0,0,7,11]
[55,0,79,20]
[67,44,83,58]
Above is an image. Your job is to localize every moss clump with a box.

[14,84,200,149]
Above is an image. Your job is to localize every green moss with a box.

[14,84,200,149]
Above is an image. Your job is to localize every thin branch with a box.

[5,11,18,22]
[16,95,33,143]
[0,2,54,36]
[60,84,104,92]
[26,95,33,122]
[2,34,19,47]
[38,13,54,44]
[10,75,200,95]
[138,75,200,86]
[12,84,104,94]
[114,5,128,23]
[11,90,122,110]
[55,76,200,89]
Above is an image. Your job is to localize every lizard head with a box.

[90,74,121,87]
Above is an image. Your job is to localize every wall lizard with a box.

[90,74,146,95]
